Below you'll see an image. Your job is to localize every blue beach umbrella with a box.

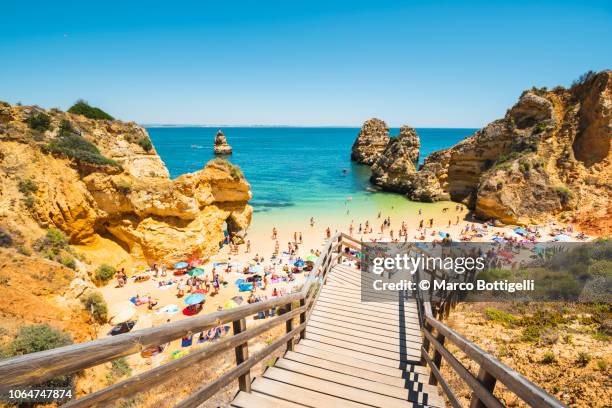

[184,293,206,305]
[294,260,305,267]
[174,262,189,269]
[514,227,528,236]
[438,231,448,238]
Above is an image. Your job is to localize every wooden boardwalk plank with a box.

[310,309,422,336]
[305,327,421,355]
[282,352,439,395]
[304,332,421,361]
[315,298,421,322]
[231,391,307,408]
[251,377,371,408]
[311,304,422,331]
[307,319,422,345]
[263,366,428,408]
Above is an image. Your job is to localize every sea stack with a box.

[351,118,390,165]
[370,125,421,193]
[214,129,232,155]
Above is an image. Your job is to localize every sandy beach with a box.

[97,200,587,376]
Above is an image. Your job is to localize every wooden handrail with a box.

[0,232,345,407]
[62,306,305,408]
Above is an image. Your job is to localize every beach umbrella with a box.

[224,299,240,309]
[294,260,305,267]
[438,231,448,238]
[306,255,318,262]
[184,293,206,305]
[174,262,189,269]
[514,227,528,236]
[248,264,263,273]
[554,234,571,242]
[231,296,244,305]
[108,301,136,324]
[188,267,205,277]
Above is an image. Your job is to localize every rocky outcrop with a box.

[0,103,252,264]
[370,126,421,192]
[366,70,612,231]
[213,129,232,155]
[351,118,390,165]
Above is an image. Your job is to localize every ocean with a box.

[148,127,476,231]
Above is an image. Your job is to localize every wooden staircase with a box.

[231,262,444,407]
[0,233,567,408]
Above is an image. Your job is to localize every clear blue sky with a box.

[1,0,610,127]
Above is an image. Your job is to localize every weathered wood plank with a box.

[251,377,371,408]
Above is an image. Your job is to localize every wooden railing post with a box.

[299,298,306,339]
[232,318,251,392]
[469,366,497,408]
[285,302,294,351]
[428,330,446,386]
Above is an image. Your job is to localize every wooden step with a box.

[305,328,421,357]
[315,297,421,322]
[307,319,422,345]
[263,366,431,408]
[318,291,418,313]
[304,333,421,362]
[282,352,439,396]
[251,377,371,408]
[311,304,422,331]
[231,391,307,407]
[276,358,443,407]
[310,309,422,336]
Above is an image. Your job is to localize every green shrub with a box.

[207,158,244,180]
[115,179,132,194]
[554,186,573,202]
[541,352,556,364]
[22,195,35,208]
[0,227,12,248]
[68,100,114,120]
[8,324,72,356]
[60,256,76,270]
[18,178,38,194]
[6,324,75,388]
[46,227,69,249]
[576,351,592,367]
[533,123,547,133]
[26,112,51,132]
[95,264,116,284]
[596,359,608,371]
[485,308,517,327]
[521,325,541,343]
[571,70,596,88]
[46,131,119,167]
[137,137,153,152]
[111,357,132,378]
[81,291,108,323]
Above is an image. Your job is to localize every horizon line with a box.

[141,123,482,129]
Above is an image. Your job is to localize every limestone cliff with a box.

[363,70,612,232]
[0,102,252,265]
[214,129,232,155]
[351,118,390,165]
[370,125,421,192]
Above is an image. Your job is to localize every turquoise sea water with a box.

[147,127,476,228]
